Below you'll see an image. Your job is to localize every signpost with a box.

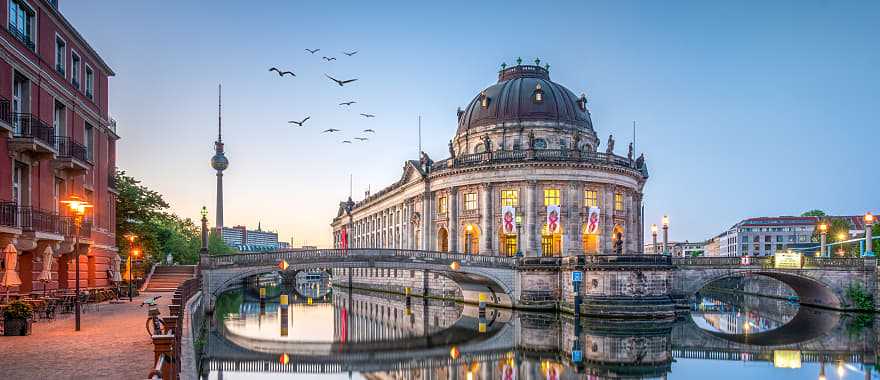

[572,271,583,316]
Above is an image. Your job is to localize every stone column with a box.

[524,181,538,257]
[421,193,432,251]
[479,183,494,255]
[449,187,459,253]
[602,187,613,254]
[567,184,584,256]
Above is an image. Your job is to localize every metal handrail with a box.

[204,248,519,269]
[0,201,17,227]
[11,113,55,147]
[55,136,89,163]
[6,24,34,50]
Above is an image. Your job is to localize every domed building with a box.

[332,61,649,257]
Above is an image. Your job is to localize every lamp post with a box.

[465,224,473,254]
[515,215,523,257]
[818,222,828,257]
[200,206,209,255]
[864,212,874,256]
[61,195,92,332]
[650,224,658,254]
[662,215,670,256]
[124,233,137,302]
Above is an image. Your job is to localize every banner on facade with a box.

[501,206,516,234]
[340,227,348,250]
[547,205,561,234]
[586,207,601,234]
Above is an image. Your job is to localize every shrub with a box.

[3,300,33,320]
[846,283,875,311]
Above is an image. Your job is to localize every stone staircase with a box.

[143,265,197,292]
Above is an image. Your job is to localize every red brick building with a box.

[0,0,117,295]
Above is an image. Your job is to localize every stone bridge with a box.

[672,256,878,311]
[199,250,878,314]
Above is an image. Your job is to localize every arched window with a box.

[533,83,544,103]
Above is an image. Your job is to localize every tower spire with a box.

[218,84,222,142]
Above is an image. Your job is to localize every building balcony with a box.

[0,201,21,235]
[9,113,57,160]
[0,98,12,134]
[19,206,59,235]
[53,137,91,175]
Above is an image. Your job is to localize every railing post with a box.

[152,334,176,380]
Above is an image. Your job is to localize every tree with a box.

[801,210,826,217]
[208,230,236,255]
[812,217,858,257]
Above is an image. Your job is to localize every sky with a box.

[62,1,879,248]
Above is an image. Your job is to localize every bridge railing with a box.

[202,248,518,269]
[673,256,873,269]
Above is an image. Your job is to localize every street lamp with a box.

[465,224,473,254]
[650,224,658,254]
[123,233,138,302]
[515,215,523,257]
[818,222,828,257]
[864,212,874,256]
[200,206,209,255]
[61,195,92,332]
[662,215,670,256]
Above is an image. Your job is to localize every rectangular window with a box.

[585,190,598,208]
[71,52,81,88]
[8,0,34,49]
[55,36,66,75]
[614,193,624,212]
[53,101,66,138]
[764,235,771,242]
[53,178,64,213]
[464,192,477,211]
[437,196,448,214]
[501,190,518,207]
[84,123,94,161]
[543,189,560,206]
[85,65,95,99]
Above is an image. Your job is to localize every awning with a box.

[37,245,53,282]
[1,243,22,288]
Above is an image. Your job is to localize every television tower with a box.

[210,84,228,234]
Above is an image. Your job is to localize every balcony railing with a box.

[55,136,89,162]
[7,25,35,51]
[0,202,17,227]
[19,206,58,233]
[11,113,55,147]
[57,216,92,238]
[436,149,640,173]
[0,97,11,125]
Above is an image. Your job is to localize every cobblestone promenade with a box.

[0,293,171,380]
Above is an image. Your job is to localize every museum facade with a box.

[331,62,649,257]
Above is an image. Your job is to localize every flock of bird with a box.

[268,48,377,145]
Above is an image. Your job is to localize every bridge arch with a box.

[682,269,842,310]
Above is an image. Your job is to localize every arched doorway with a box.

[541,224,562,257]
[582,223,600,255]
[438,227,449,252]
[612,224,625,255]
[462,224,480,254]
[499,229,517,256]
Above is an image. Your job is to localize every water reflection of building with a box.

[331,63,649,257]
[691,293,793,335]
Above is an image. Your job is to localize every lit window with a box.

[437,196,448,214]
[614,193,624,211]
[544,189,560,206]
[464,193,478,211]
[501,190,519,207]
[584,190,598,208]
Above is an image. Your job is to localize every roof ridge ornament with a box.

[516,57,522,66]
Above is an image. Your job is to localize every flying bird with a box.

[341,140,352,144]
[322,56,337,61]
[342,50,358,56]
[269,67,295,77]
[339,101,357,106]
[288,116,310,126]
[359,113,375,118]
[354,137,368,141]
[363,129,376,133]
[322,128,341,133]
[325,74,358,87]
[305,48,320,54]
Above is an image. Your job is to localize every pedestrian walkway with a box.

[0,293,171,380]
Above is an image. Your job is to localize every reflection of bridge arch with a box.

[691,270,841,309]
[688,304,841,347]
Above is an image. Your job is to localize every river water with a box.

[200,274,877,379]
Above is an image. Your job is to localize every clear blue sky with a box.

[63,1,879,247]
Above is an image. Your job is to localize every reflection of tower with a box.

[211,84,229,234]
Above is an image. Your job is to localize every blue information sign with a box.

[572,350,583,363]
[572,271,583,283]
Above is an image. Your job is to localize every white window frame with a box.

[84,63,94,99]
[71,50,81,89]
[8,0,36,49]
[53,99,66,138]
[55,33,66,77]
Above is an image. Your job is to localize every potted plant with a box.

[3,300,33,336]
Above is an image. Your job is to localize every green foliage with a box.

[3,300,33,320]
[115,170,236,266]
[801,209,826,217]
[209,230,236,255]
[846,283,875,311]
